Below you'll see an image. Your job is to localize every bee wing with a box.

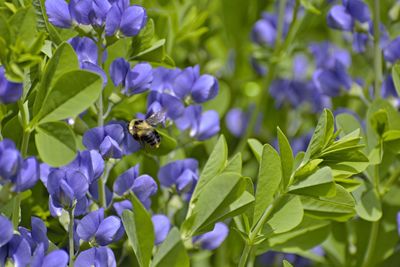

[146,110,166,126]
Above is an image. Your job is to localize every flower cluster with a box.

[0,139,39,192]
[0,215,68,267]
[327,0,389,53]
[45,0,147,38]
[110,59,221,141]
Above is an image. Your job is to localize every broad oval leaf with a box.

[35,121,76,167]
[34,70,102,124]
[277,127,294,189]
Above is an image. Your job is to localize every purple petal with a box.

[344,0,371,23]
[99,136,123,159]
[77,208,104,241]
[251,18,277,46]
[193,222,229,250]
[47,169,65,195]
[172,66,198,99]
[0,68,23,103]
[31,244,45,267]
[120,5,147,36]
[31,217,49,251]
[125,63,153,95]
[49,196,63,217]
[75,248,96,267]
[113,200,132,217]
[176,169,197,193]
[9,235,32,267]
[113,165,139,196]
[327,5,354,31]
[191,75,219,103]
[42,249,69,267]
[110,58,130,87]
[225,108,248,137]
[95,216,121,245]
[151,67,181,92]
[196,110,220,141]
[132,175,157,207]
[83,127,106,150]
[0,215,13,247]
[174,105,201,132]
[382,74,398,98]
[14,157,39,192]
[152,214,171,245]
[384,37,400,63]
[105,4,122,36]
[74,197,89,216]
[45,0,72,28]
[65,170,89,200]
[91,0,112,26]
[69,0,91,24]
[81,61,108,86]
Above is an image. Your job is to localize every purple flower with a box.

[105,2,147,37]
[31,244,69,267]
[0,215,13,247]
[69,37,107,85]
[147,91,184,120]
[0,139,39,192]
[18,217,49,252]
[47,168,89,211]
[327,0,371,31]
[83,124,125,159]
[225,108,250,137]
[382,74,398,99]
[151,67,181,92]
[384,37,400,63]
[172,66,218,104]
[0,234,31,266]
[66,150,104,184]
[76,208,124,246]
[45,0,73,28]
[110,58,152,95]
[158,159,199,194]
[113,165,158,208]
[45,0,112,28]
[251,12,290,47]
[75,247,116,267]
[192,223,229,250]
[175,105,220,141]
[0,67,23,104]
[309,42,351,70]
[312,62,352,97]
[152,214,171,245]
[113,200,132,217]
[352,33,369,53]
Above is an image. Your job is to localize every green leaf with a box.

[131,19,155,57]
[277,127,294,190]
[257,216,331,254]
[33,70,102,124]
[223,153,242,174]
[182,172,245,237]
[392,63,400,97]
[303,109,334,163]
[9,6,37,44]
[336,113,363,137]
[283,260,294,267]
[130,39,166,63]
[253,144,281,226]
[248,138,263,162]
[35,121,77,167]
[33,43,79,115]
[151,228,189,267]
[289,167,336,198]
[300,0,321,15]
[122,194,154,267]
[294,159,323,179]
[301,184,356,221]
[352,180,382,221]
[190,136,227,202]
[262,195,303,235]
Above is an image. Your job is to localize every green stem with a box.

[98,161,113,207]
[381,168,400,195]
[68,207,75,267]
[234,0,300,154]
[238,243,252,267]
[361,220,380,267]
[11,194,21,229]
[373,0,382,99]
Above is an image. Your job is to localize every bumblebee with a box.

[128,110,166,149]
